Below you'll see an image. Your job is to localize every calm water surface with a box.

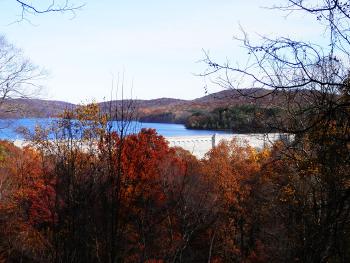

[0,118,231,140]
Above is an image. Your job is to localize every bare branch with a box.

[13,0,85,21]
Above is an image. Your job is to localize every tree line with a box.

[185,105,281,133]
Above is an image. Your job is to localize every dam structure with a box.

[166,133,289,158]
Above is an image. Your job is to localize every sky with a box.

[0,0,323,103]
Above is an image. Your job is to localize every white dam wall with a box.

[166,133,290,158]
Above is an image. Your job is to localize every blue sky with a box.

[0,0,322,103]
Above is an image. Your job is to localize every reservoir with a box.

[0,118,231,140]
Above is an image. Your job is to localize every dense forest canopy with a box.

[0,99,348,262]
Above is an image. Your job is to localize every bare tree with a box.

[0,35,45,117]
[202,0,350,135]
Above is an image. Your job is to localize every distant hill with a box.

[132,89,282,123]
[0,99,75,119]
[0,88,287,124]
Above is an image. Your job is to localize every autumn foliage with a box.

[0,103,349,262]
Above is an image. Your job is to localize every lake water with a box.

[0,118,231,140]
